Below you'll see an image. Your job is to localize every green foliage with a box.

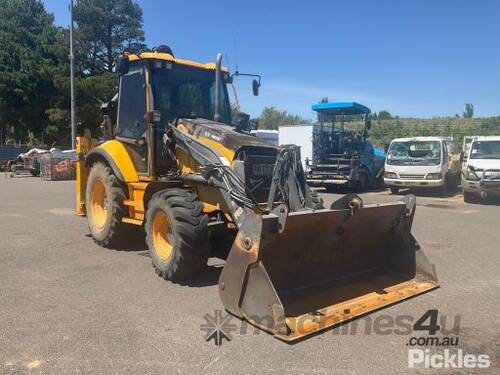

[74,0,146,73]
[368,117,500,150]
[377,110,393,120]
[0,0,496,151]
[257,106,311,130]
[463,103,474,118]
[0,0,60,141]
[27,130,40,147]
[0,0,144,146]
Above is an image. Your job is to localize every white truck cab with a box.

[384,137,460,195]
[463,136,500,202]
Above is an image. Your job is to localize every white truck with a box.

[384,136,461,195]
[462,136,500,203]
[278,124,314,169]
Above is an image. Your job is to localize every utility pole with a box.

[69,0,76,149]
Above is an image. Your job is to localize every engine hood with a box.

[385,163,442,174]
[179,118,277,155]
[466,158,500,171]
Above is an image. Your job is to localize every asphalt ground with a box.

[1,176,499,374]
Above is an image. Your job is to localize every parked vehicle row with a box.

[383,135,500,203]
[252,111,498,204]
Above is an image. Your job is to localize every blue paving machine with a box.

[306,102,385,191]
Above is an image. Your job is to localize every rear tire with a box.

[450,173,459,191]
[464,192,478,203]
[145,188,209,281]
[390,187,399,194]
[357,171,369,192]
[437,181,448,196]
[86,162,128,247]
[325,185,337,193]
[375,173,385,189]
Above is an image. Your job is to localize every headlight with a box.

[426,173,442,180]
[384,172,397,179]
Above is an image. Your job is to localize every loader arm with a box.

[169,124,439,341]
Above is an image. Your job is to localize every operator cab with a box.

[106,46,263,177]
[311,102,372,163]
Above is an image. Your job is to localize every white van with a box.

[384,137,461,194]
[463,136,500,202]
[278,124,313,169]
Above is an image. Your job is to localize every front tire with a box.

[390,187,400,194]
[86,162,128,247]
[145,189,209,281]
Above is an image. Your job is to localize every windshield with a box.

[470,140,500,159]
[152,63,231,125]
[387,140,442,166]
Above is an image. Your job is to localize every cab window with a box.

[116,66,147,139]
[442,142,448,162]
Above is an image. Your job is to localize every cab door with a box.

[115,64,148,175]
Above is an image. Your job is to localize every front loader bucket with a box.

[219,195,438,341]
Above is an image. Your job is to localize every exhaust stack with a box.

[214,53,222,122]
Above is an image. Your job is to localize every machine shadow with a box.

[181,264,223,287]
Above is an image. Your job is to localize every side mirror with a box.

[233,112,251,131]
[116,54,130,75]
[252,79,260,96]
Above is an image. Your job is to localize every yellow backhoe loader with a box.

[75,46,438,341]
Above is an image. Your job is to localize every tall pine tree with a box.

[0,0,59,141]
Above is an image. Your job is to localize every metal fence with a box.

[40,154,76,181]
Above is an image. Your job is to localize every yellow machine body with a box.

[75,129,236,224]
[75,50,438,341]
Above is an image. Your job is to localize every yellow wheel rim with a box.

[90,180,107,229]
[152,210,173,261]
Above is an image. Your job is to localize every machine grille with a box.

[235,146,277,203]
[399,174,425,179]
